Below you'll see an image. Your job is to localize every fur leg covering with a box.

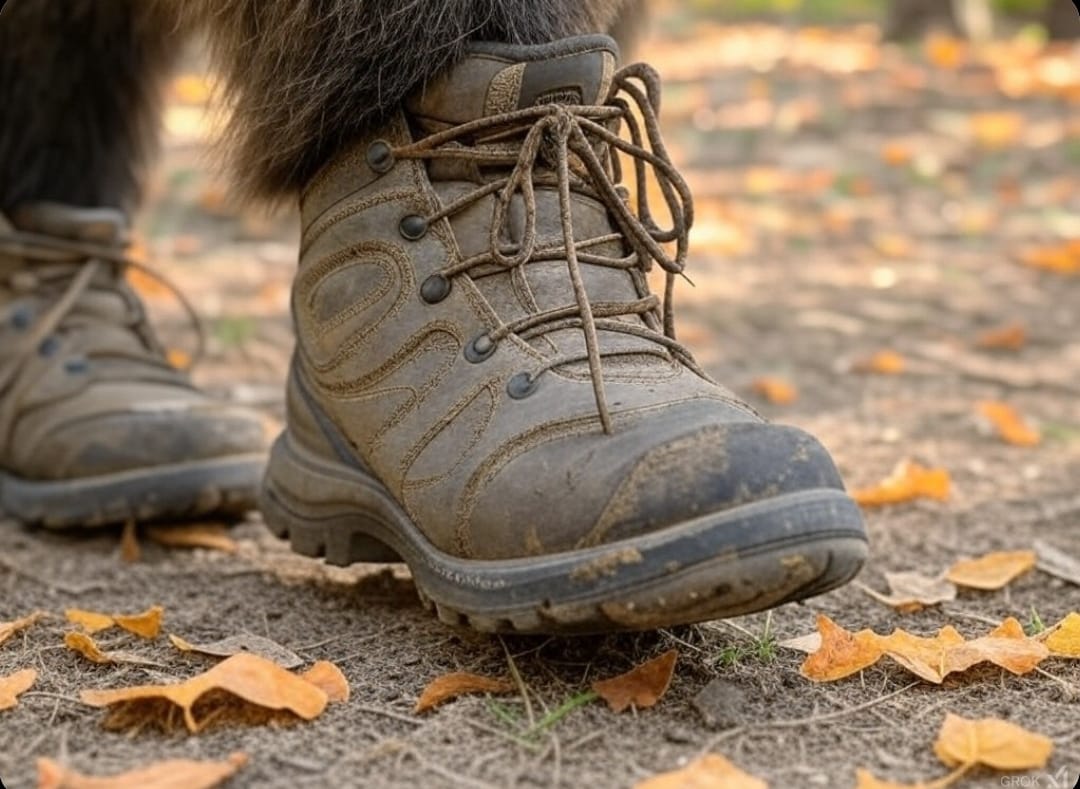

[181,0,634,200]
[0,1,180,212]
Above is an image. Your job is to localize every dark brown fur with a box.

[0,0,180,212]
[2,0,635,207]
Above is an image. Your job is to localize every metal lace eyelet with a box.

[507,372,539,399]
[366,140,395,173]
[38,336,59,358]
[464,333,496,363]
[64,357,88,374]
[399,214,428,240]
[420,274,451,304]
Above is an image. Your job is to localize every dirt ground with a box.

[2,16,1080,789]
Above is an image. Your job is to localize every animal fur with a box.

[0,0,180,212]
[2,0,637,207]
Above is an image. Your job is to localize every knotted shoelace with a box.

[390,63,705,434]
[0,223,204,442]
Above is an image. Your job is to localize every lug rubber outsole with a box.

[261,433,868,634]
[0,454,265,529]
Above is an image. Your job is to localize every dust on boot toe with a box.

[262,35,867,634]
[0,203,266,528]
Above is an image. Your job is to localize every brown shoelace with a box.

[391,63,704,434]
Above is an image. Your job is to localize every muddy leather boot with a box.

[0,203,265,527]
[262,36,867,633]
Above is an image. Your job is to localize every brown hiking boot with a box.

[262,35,867,633]
[0,203,265,527]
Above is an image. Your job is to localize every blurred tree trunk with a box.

[1042,0,1080,39]
[884,0,962,40]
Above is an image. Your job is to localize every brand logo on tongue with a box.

[533,87,584,107]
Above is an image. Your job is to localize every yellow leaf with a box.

[877,626,966,684]
[750,376,798,405]
[65,610,115,635]
[1044,612,1080,657]
[925,34,965,70]
[800,615,883,682]
[0,668,36,711]
[852,460,951,507]
[37,752,247,789]
[933,713,1052,770]
[80,652,330,733]
[946,550,1036,590]
[970,112,1025,149]
[592,649,678,713]
[976,401,1040,446]
[975,322,1027,351]
[635,754,768,789]
[880,141,914,167]
[67,605,163,639]
[147,524,238,554]
[854,350,906,375]
[414,672,514,713]
[64,632,113,665]
[0,611,46,647]
[1019,241,1080,275]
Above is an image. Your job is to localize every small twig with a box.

[502,636,535,729]
[352,704,423,726]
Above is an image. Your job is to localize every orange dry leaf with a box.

[854,350,906,375]
[946,550,1036,590]
[801,616,1048,684]
[38,752,247,789]
[634,754,767,789]
[0,611,46,647]
[66,606,163,639]
[147,524,238,554]
[852,460,950,507]
[1019,241,1080,275]
[592,649,678,713]
[880,141,914,167]
[750,376,798,405]
[975,322,1027,350]
[1044,612,1080,657]
[300,662,350,703]
[0,668,37,711]
[414,672,514,713]
[934,713,1052,770]
[925,34,965,70]
[80,652,332,733]
[63,633,159,668]
[799,615,883,681]
[168,633,304,669]
[976,401,1040,446]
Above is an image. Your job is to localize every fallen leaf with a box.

[933,713,1052,770]
[1044,612,1080,657]
[147,524,238,554]
[777,631,822,653]
[854,769,926,789]
[414,672,514,713]
[592,649,678,713]
[0,668,36,711]
[635,754,767,789]
[872,233,914,259]
[879,141,914,167]
[80,652,330,733]
[802,616,1048,684]
[1019,241,1080,275]
[946,550,1036,590]
[300,662,350,703]
[750,376,798,405]
[166,349,193,371]
[0,611,46,647]
[970,112,1025,149]
[66,606,163,639]
[854,349,906,375]
[925,34,965,69]
[975,322,1027,351]
[852,460,951,507]
[64,633,162,668]
[169,634,304,669]
[857,571,957,613]
[37,752,247,789]
[976,401,1040,446]
[800,615,883,681]
[1034,540,1080,586]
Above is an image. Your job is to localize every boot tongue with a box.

[406,35,619,129]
